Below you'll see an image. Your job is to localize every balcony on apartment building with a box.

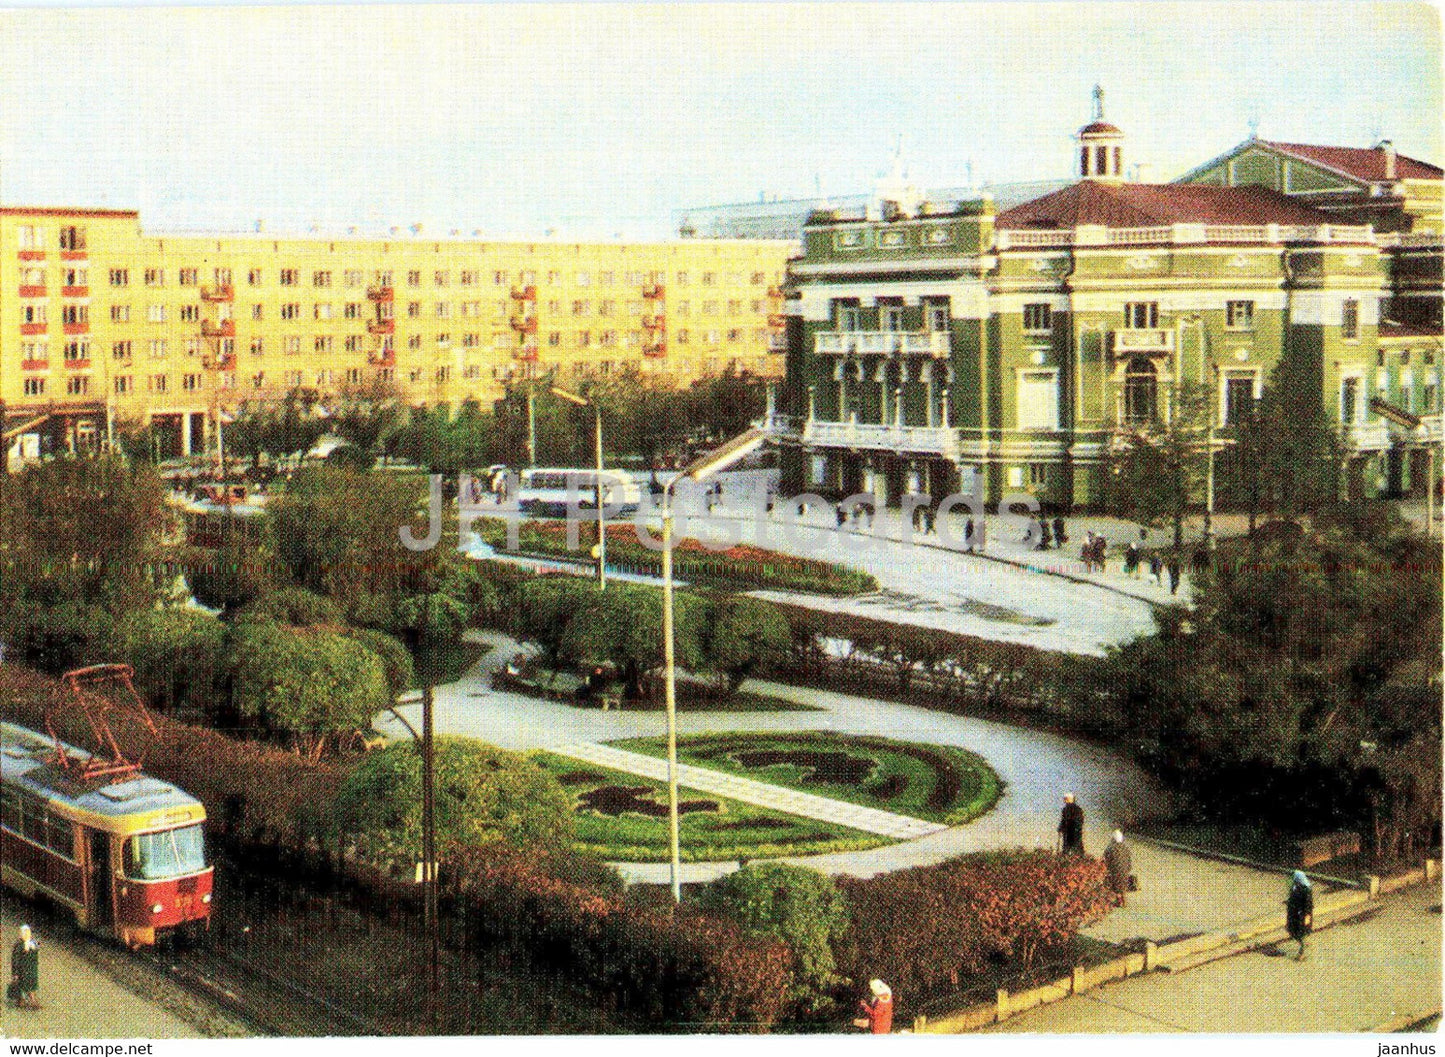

[802,418,958,457]
[201,320,236,339]
[510,285,537,301]
[1111,328,1175,356]
[367,285,395,302]
[201,284,235,302]
[814,330,950,357]
[367,319,396,335]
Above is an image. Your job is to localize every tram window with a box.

[126,825,205,879]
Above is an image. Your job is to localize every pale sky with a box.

[0,2,1439,239]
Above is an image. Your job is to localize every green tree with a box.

[0,454,170,612]
[1104,381,1210,549]
[111,608,226,713]
[228,620,391,760]
[705,597,790,693]
[331,737,575,864]
[699,863,849,1012]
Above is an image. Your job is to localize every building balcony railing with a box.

[643,315,666,330]
[802,419,958,457]
[510,316,538,334]
[814,330,949,357]
[1111,328,1174,355]
[643,342,668,358]
[767,314,787,329]
[18,285,45,298]
[201,320,236,338]
[201,284,234,302]
[514,345,539,363]
[61,286,89,298]
[64,358,93,370]
[17,250,46,261]
[62,322,90,336]
[20,359,49,371]
[20,323,47,335]
[367,319,395,335]
[510,285,537,301]
[767,285,785,299]
[995,222,1380,251]
[366,285,395,302]
[642,284,665,300]
[60,250,87,261]
[368,349,396,367]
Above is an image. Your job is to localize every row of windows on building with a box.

[823,299,1380,340]
[82,265,778,290]
[19,353,772,399]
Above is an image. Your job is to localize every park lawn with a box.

[530,751,890,863]
[611,731,1003,827]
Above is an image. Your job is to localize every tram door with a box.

[88,832,114,931]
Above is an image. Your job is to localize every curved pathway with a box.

[375,633,1170,884]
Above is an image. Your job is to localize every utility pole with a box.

[421,685,439,1033]
[526,387,536,468]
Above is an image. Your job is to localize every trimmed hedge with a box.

[448,844,794,1031]
[837,851,1113,1012]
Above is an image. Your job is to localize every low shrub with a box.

[449,845,794,1031]
[837,851,1113,1012]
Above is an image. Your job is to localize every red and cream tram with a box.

[1,722,213,947]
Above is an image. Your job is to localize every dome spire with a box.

[1078,86,1126,182]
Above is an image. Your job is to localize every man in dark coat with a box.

[1053,515,1067,546]
[1286,871,1314,960]
[10,925,38,1009]
[1058,793,1085,855]
[1103,830,1133,905]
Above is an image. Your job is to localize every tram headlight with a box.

[201,893,212,904]
[151,902,164,915]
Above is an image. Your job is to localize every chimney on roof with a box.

[1378,139,1397,180]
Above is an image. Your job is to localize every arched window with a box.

[1124,356,1158,424]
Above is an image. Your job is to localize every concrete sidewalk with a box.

[983,880,1442,1033]
[553,740,946,840]
[0,903,242,1039]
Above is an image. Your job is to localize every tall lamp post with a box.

[660,428,769,902]
[551,386,606,588]
[386,687,440,1033]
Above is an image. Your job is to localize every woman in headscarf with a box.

[1285,871,1314,961]
[1103,830,1133,905]
[852,979,893,1034]
[11,924,39,1009]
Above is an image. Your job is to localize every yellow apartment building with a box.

[0,206,794,459]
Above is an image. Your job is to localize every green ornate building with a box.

[778,91,1443,510]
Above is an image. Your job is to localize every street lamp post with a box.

[386,687,440,1033]
[551,386,606,588]
[659,428,769,903]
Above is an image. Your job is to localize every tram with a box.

[0,722,213,947]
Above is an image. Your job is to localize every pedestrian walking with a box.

[1057,793,1085,855]
[1022,521,1034,545]
[9,924,38,1009]
[1285,871,1314,961]
[836,505,849,530]
[1149,553,1164,586]
[1095,536,1108,573]
[1103,830,1133,905]
[1124,540,1140,578]
[1053,515,1067,546]
[853,979,894,1034]
[964,518,975,552]
[1167,552,1182,595]
[924,504,936,535]
[1081,532,1096,572]
[1039,521,1053,550]
[975,518,985,552]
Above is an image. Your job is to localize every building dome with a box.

[1078,86,1125,182]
